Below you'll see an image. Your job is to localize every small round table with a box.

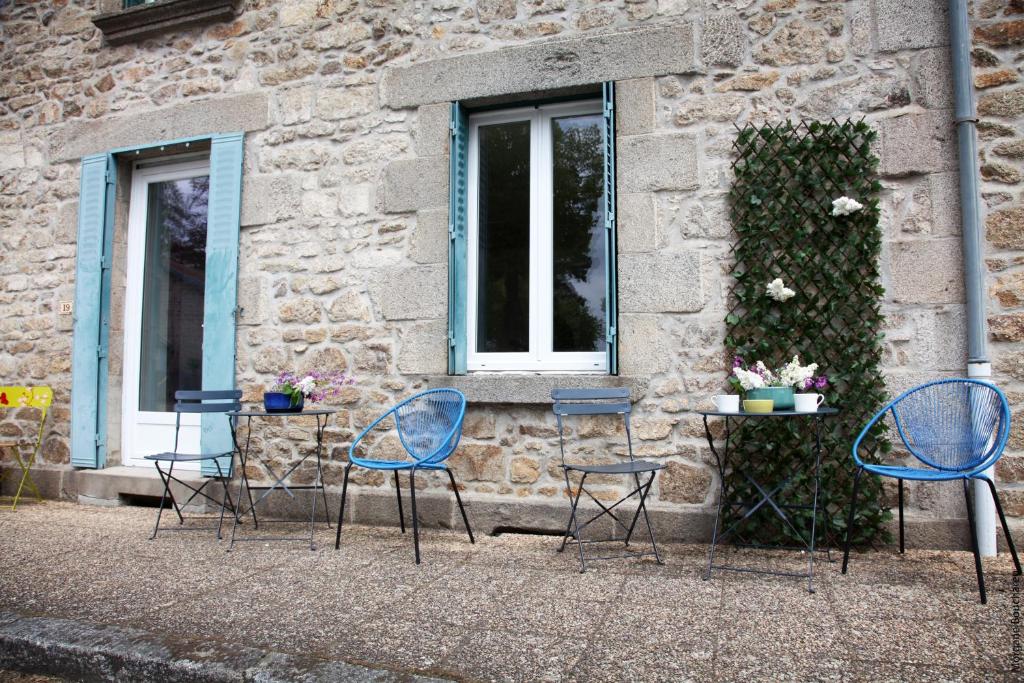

[698,407,839,593]
[226,409,335,551]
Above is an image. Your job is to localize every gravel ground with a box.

[0,501,1020,682]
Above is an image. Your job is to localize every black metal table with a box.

[226,409,335,551]
[699,407,839,593]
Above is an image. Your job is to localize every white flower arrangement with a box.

[732,356,824,391]
[831,196,864,216]
[766,278,796,302]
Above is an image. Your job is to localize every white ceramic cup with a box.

[794,393,825,413]
[712,394,740,413]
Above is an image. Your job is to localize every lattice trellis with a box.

[725,120,892,548]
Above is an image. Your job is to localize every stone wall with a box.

[0,0,1021,544]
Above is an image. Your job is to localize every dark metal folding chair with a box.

[553,388,665,572]
[146,390,241,540]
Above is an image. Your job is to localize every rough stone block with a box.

[659,460,713,504]
[912,48,954,109]
[877,112,956,178]
[410,208,449,264]
[414,103,451,157]
[316,85,376,121]
[618,314,671,375]
[380,23,697,108]
[240,174,301,227]
[381,157,449,213]
[50,92,270,162]
[889,239,964,304]
[236,275,268,325]
[986,206,1024,249]
[368,265,447,320]
[619,252,703,312]
[617,192,658,252]
[702,13,745,68]
[874,0,948,52]
[617,134,699,193]
[615,78,655,136]
[928,171,961,237]
[397,319,447,374]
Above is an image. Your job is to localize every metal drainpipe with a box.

[949,0,997,556]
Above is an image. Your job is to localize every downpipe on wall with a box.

[950,0,996,556]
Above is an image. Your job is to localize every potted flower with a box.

[264,370,354,413]
[731,356,826,411]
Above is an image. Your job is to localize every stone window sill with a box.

[92,0,238,45]
[422,374,648,404]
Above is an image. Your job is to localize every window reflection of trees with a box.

[552,116,604,353]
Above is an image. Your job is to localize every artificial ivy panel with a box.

[725,120,891,548]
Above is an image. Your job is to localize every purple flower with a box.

[732,356,745,369]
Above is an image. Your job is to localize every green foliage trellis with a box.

[725,119,892,548]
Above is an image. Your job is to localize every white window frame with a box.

[466,100,607,373]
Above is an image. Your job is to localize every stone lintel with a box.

[379,23,697,109]
[49,92,270,162]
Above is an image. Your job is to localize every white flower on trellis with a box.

[831,196,864,216]
[766,278,796,302]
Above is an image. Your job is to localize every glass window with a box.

[138,175,209,412]
[467,101,607,372]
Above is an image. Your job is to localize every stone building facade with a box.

[1,0,1023,545]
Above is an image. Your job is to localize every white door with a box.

[122,159,211,469]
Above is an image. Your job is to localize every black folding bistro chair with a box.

[553,388,665,572]
[146,390,241,540]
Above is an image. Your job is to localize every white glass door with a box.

[122,159,210,468]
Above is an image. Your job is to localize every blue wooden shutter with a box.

[449,102,469,375]
[70,154,115,468]
[603,82,619,375]
[200,133,244,476]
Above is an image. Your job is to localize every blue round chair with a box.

[842,378,1021,603]
[333,388,474,563]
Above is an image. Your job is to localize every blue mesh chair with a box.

[334,388,474,563]
[842,379,1021,603]
[146,390,241,541]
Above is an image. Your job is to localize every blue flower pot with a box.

[264,392,304,413]
[746,387,794,411]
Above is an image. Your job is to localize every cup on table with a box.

[794,393,825,413]
[712,394,740,413]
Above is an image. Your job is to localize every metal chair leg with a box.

[963,478,987,604]
[898,478,905,554]
[409,468,421,564]
[635,472,663,564]
[334,463,352,550]
[446,468,474,544]
[394,470,406,533]
[983,477,1022,575]
[214,459,230,541]
[842,467,863,574]
[151,462,172,540]
[559,469,583,553]
[567,472,588,573]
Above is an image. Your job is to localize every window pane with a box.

[477,121,531,353]
[552,114,605,352]
[139,176,209,412]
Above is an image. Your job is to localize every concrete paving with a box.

[0,502,1020,682]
